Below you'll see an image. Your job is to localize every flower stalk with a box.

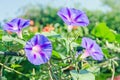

[0,63,28,77]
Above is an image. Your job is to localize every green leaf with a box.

[11,64,22,68]
[1,76,7,80]
[59,53,66,60]
[2,35,12,42]
[105,30,116,42]
[91,22,115,42]
[106,41,120,52]
[0,30,3,40]
[70,70,95,80]
[102,48,110,58]
[87,66,100,73]
[82,27,89,35]
[41,31,61,37]
[71,42,79,47]
[0,51,4,54]
[52,50,61,59]
[2,35,26,45]
[115,34,120,43]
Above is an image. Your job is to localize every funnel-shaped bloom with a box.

[80,37,103,60]
[24,34,52,65]
[57,8,89,31]
[3,18,30,38]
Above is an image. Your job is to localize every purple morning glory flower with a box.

[3,18,30,38]
[57,8,89,31]
[24,34,52,65]
[80,37,103,60]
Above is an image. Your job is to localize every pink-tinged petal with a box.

[16,31,23,39]
[24,34,52,65]
[68,25,74,32]
[81,50,90,59]
[81,37,103,60]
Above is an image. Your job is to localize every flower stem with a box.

[111,62,115,80]
[0,62,28,77]
[0,51,24,57]
[47,62,54,80]
[47,61,58,80]
[17,31,23,39]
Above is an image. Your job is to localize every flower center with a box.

[80,50,90,59]
[32,45,41,53]
[13,26,18,30]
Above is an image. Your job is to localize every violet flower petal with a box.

[57,7,89,26]
[3,18,30,32]
[81,37,103,60]
[24,34,52,65]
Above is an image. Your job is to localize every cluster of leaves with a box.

[0,21,120,80]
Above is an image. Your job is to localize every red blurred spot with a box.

[30,20,34,26]
[114,75,120,80]
[7,30,12,34]
[73,26,78,30]
[107,75,120,80]
[29,26,38,33]
[42,24,54,32]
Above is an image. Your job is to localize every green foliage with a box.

[41,31,61,38]
[52,50,61,59]
[70,70,95,80]
[2,35,26,45]
[115,34,120,43]
[91,22,116,42]
[0,30,3,40]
